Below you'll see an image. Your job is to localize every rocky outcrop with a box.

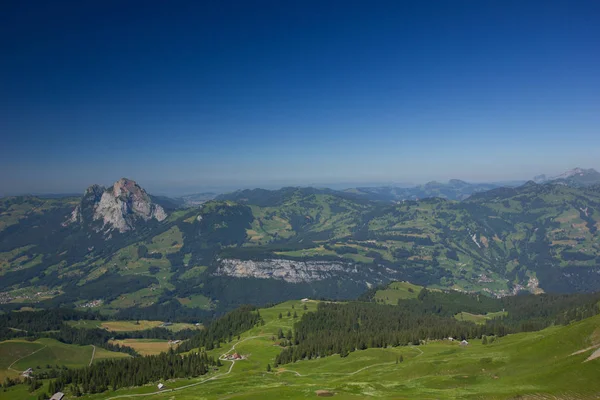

[215,258,360,283]
[65,178,167,233]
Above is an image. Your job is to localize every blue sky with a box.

[1,0,599,195]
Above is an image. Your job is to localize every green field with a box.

[454,311,508,324]
[374,281,423,304]
[108,339,173,356]
[67,320,202,332]
[5,300,593,400]
[176,294,212,309]
[0,338,129,384]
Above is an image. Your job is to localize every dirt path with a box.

[571,344,600,356]
[585,347,600,362]
[412,346,424,357]
[89,345,96,366]
[8,345,48,372]
[279,346,423,378]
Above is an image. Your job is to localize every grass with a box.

[61,302,600,400]
[146,226,184,254]
[374,281,423,304]
[454,311,508,325]
[100,320,164,331]
[11,339,92,371]
[109,339,173,356]
[177,294,212,309]
[0,338,129,386]
[67,320,202,332]
[177,266,208,280]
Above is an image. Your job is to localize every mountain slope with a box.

[345,180,502,202]
[17,300,597,400]
[534,167,600,187]
[1,180,600,319]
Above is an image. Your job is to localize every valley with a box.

[2,175,600,322]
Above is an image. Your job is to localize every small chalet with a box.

[232,353,242,360]
[460,340,469,346]
[157,383,165,390]
[21,367,33,378]
[50,393,65,400]
[301,298,309,302]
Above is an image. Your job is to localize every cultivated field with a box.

[109,339,173,356]
[67,320,202,332]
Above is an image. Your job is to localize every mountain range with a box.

[1,168,600,319]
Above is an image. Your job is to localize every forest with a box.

[274,288,600,365]
[176,305,262,352]
[50,349,218,397]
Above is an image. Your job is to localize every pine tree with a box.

[278,313,282,319]
[266,364,271,372]
[293,311,298,319]
[482,336,488,345]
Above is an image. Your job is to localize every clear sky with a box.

[1,0,599,195]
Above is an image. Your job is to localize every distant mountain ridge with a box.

[540,167,600,187]
[343,180,503,202]
[2,171,600,320]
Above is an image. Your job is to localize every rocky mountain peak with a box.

[64,178,167,234]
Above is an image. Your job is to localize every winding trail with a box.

[8,345,48,373]
[278,347,424,379]
[103,335,269,400]
[412,346,424,357]
[89,345,96,366]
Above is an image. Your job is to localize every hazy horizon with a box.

[1,165,595,198]
[2,1,599,195]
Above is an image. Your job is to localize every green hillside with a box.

[0,338,129,382]
[373,281,423,304]
[2,182,600,320]
[10,300,594,400]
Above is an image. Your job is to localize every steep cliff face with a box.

[215,258,399,284]
[65,178,167,233]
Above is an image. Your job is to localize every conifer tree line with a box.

[0,308,104,335]
[0,308,196,356]
[51,349,217,395]
[396,288,600,330]
[274,302,494,365]
[274,289,600,365]
[177,305,262,352]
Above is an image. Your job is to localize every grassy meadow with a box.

[108,339,173,356]
[12,300,593,400]
[374,281,423,304]
[0,338,129,388]
[66,320,202,332]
